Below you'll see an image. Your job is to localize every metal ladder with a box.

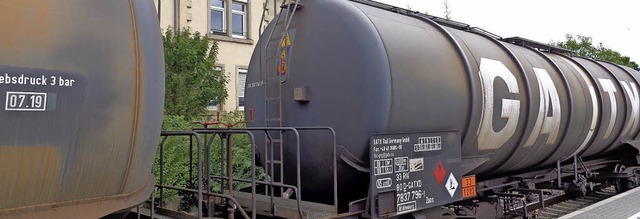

[259,0,300,197]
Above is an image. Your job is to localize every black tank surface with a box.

[244,0,640,204]
[0,0,164,218]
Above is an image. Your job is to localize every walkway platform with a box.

[560,186,640,219]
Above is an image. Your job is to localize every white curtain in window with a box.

[237,68,248,110]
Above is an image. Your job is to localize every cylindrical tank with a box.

[0,0,164,218]
[245,0,640,204]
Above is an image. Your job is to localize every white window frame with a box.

[210,0,226,34]
[237,68,248,111]
[231,1,247,39]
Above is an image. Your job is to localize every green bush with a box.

[154,113,268,211]
[153,115,196,204]
[198,111,270,192]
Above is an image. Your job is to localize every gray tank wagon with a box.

[244,0,640,208]
[0,0,164,218]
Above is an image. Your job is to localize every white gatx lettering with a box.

[524,68,562,147]
[598,79,618,138]
[477,58,520,150]
[620,81,639,136]
[567,59,598,157]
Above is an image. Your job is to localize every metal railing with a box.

[149,126,338,219]
[193,126,338,218]
[153,130,205,219]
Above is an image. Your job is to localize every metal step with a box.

[226,190,337,219]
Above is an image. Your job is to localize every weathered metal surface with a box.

[244,0,640,207]
[0,0,164,217]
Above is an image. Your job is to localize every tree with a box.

[443,0,452,20]
[163,28,228,121]
[554,34,639,69]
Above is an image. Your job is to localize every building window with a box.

[237,68,248,111]
[210,0,248,39]
[231,1,247,38]
[207,66,224,111]
[210,0,226,34]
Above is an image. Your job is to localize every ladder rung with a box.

[265,160,282,164]
[264,23,284,149]
[266,77,282,82]
[268,33,287,42]
[265,76,281,81]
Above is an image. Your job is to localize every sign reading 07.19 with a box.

[5,91,47,111]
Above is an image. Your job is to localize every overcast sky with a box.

[374,0,640,64]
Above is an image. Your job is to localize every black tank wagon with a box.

[243,0,640,217]
[0,0,164,218]
[2,0,638,218]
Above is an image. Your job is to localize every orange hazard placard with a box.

[281,33,292,47]
[461,175,477,199]
[278,50,287,74]
[278,60,287,74]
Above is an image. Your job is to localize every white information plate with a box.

[5,91,47,111]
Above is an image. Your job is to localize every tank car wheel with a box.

[614,178,634,193]
[614,164,626,173]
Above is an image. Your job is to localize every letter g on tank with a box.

[477,58,520,150]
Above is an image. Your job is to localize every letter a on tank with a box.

[523,68,561,147]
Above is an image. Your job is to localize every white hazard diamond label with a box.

[445,173,458,197]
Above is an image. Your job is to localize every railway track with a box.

[536,187,618,219]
